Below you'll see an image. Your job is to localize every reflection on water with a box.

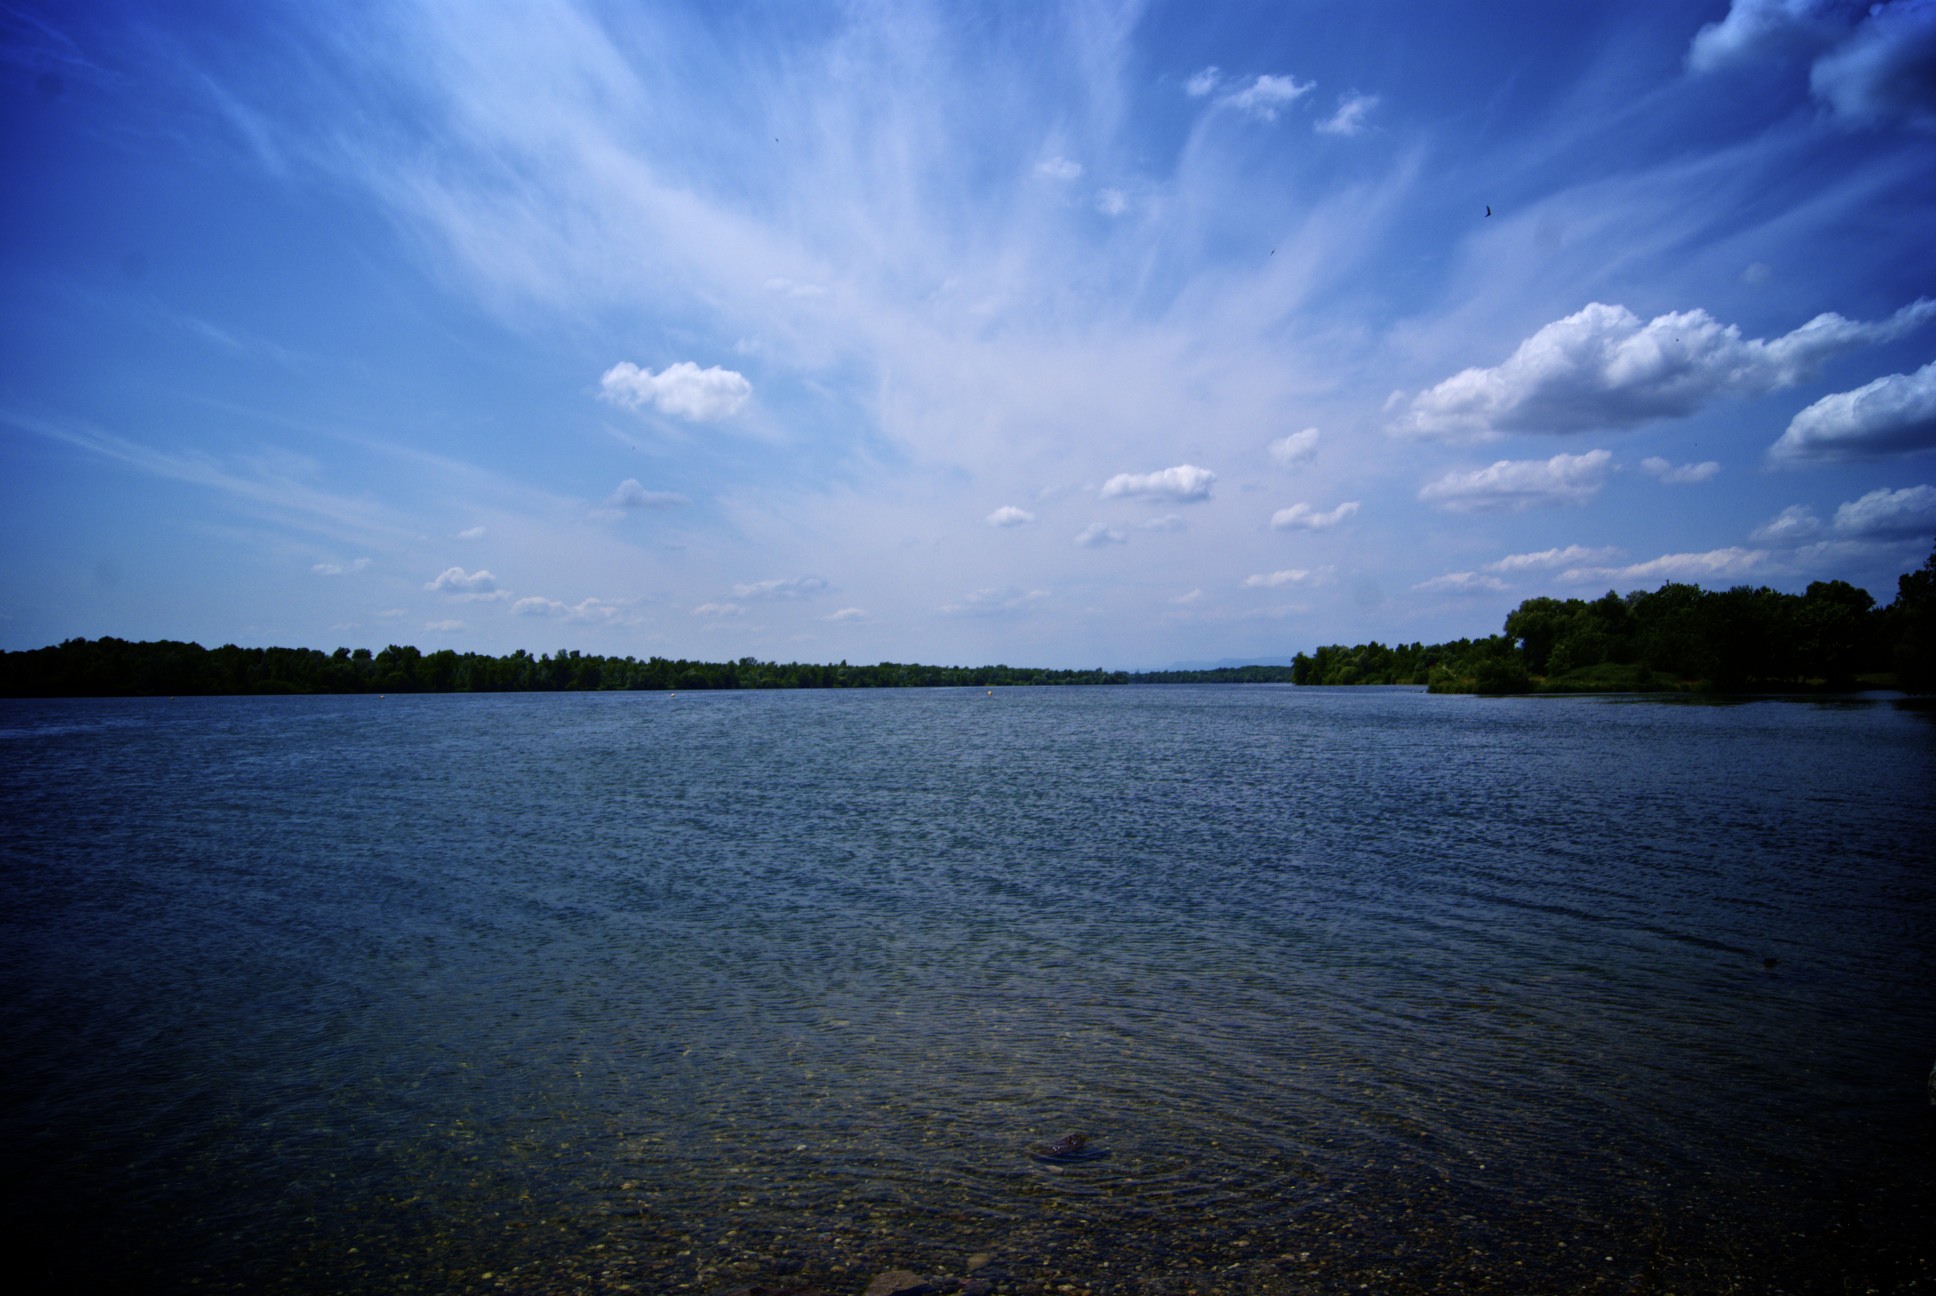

[2,687,1932,1294]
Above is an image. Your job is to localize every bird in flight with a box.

[1485,206,1492,217]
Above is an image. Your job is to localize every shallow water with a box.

[2,686,1932,1294]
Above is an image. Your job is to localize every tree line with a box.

[0,639,1299,698]
[1292,543,1936,695]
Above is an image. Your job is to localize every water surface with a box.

[3,687,1931,1293]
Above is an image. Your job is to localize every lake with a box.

[2,686,1932,1294]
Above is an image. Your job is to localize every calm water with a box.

[2,687,1932,1295]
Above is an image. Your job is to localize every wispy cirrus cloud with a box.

[732,576,829,599]
[1244,567,1327,588]
[1488,544,1623,572]
[1419,450,1613,513]
[1316,91,1378,137]
[940,586,1049,617]
[1393,300,1935,441]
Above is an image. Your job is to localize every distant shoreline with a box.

[0,637,1298,698]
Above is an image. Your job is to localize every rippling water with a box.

[3,687,1932,1294]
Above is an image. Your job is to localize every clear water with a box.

[3,687,1932,1295]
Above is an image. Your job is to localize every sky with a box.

[3,0,1935,670]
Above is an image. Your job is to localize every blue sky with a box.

[4,0,1935,668]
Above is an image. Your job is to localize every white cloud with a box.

[1095,187,1129,216]
[1769,357,1936,462]
[1488,544,1623,572]
[732,576,830,599]
[1563,547,1771,584]
[1414,571,1509,593]
[605,478,691,510]
[1172,588,1204,605]
[985,505,1036,527]
[1221,73,1315,122]
[312,558,372,576]
[1751,503,1824,544]
[1641,456,1722,483]
[1270,500,1360,530]
[424,619,464,632]
[691,601,746,618]
[1142,514,1186,532]
[599,360,752,422]
[1690,1,1936,127]
[1688,0,1849,73]
[821,607,866,622]
[1244,567,1324,588]
[1185,66,1222,97]
[455,525,486,540]
[1268,427,1319,469]
[1316,91,1378,137]
[426,566,507,599]
[1035,156,1083,180]
[763,277,827,298]
[1418,450,1613,513]
[940,587,1049,616]
[1393,299,1936,441]
[1832,484,1936,537]
[513,596,622,622]
[1100,464,1216,502]
[1074,522,1127,547]
[1811,2,1936,128]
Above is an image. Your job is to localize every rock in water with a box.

[862,1270,931,1296]
[1028,1132,1109,1163]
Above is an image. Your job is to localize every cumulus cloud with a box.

[312,558,372,576]
[1221,73,1316,121]
[1690,0,1936,128]
[732,576,829,599]
[513,596,623,622]
[1751,503,1825,544]
[1414,571,1510,593]
[1641,456,1722,483]
[1563,547,1770,584]
[1393,299,1936,441]
[605,478,691,510]
[1244,567,1325,588]
[1769,357,1936,461]
[600,360,752,421]
[1100,464,1216,502]
[1811,2,1936,128]
[1269,500,1360,530]
[1074,522,1127,547]
[1316,91,1379,136]
[1418,450,1613,513]
[985,505,1036,527]
[426,566,507,599]
[940,587,1049,616]
[1035,156,1083,180]
[455,525,486,540]
[1688,0,1852,73]
[1489,544,1623,572]
[1268,427,1320,469]
[1185,66,1222,97]
[1832,484,1936,537]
